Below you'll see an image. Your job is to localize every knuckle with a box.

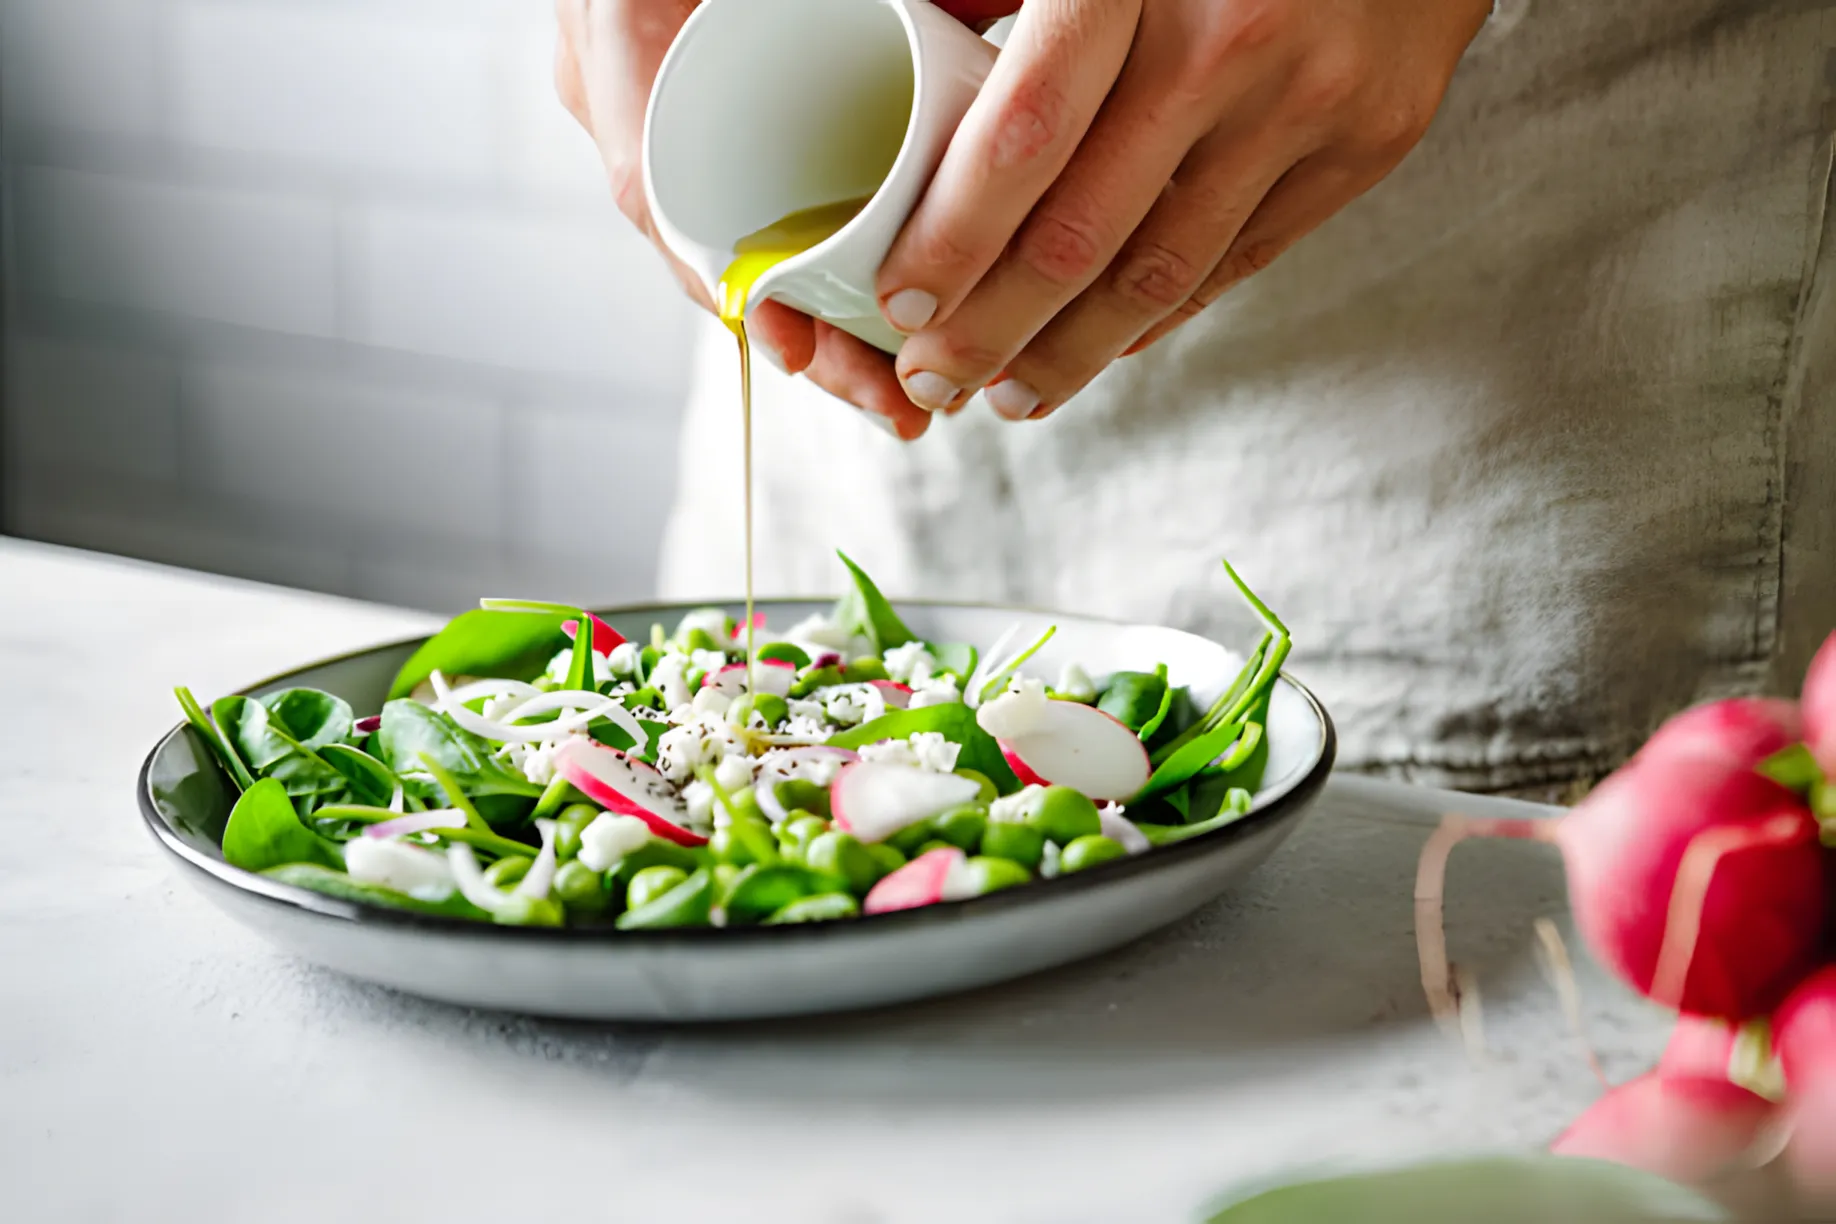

[988,74,1071,171]
[1188,0,1289,77]
[1015,209,1110,289]
[1366,99,1434,158]
[1218,238,1285,285]
[1112,241,1204,311]
[1290,42,1367,117]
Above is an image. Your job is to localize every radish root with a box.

[1648,812,1815,1010]
[1415,813,1559,1037]
[1534,916,1609,1088]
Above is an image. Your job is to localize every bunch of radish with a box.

[1416,634,1836,1199]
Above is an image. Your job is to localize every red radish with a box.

[996,702,1150,801]
[730,613,765,640]
[869,680,914,709]
[1416,712,1825,1023]
[830,762,981,844]
[1632,696,1802,773]
[1660,1014,1741,1079]
[1550,1072,1780,1183]
[560,613,627,655]
[864,847,967,915]
[702,660,795,698]
[1805,632,1836,775]
[552,739,706,846]
[1775,967,1836,1201]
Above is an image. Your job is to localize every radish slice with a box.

[869,680,914,709]
[554,739,706,846]
[996,701,1151,801]
[831,762,981,844]
[864,847,967,914]
[354,715,382,735]
[364,810,467,840]
[730,612,766,640]
[561,613,628,655]
[703,660,795,698]
[1001,746,1049,789]
[1097,803,1151,855]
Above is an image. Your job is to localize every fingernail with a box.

[864,412,903,439]
[902,370,958,412]
[883,289,938,333]
[985,378,1041,421]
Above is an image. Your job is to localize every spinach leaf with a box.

[221,778,345,872]
[974,625,1056,705]
[832,550,915,654]
[1097,666,1169,734]
[388,608,573,701]
[827,704,1020,794]
[263,864,491,921]
[320,744,403,808]
[375,700,541,825]
[151,724,240,845]
[220,694,348,803]
[261,688,354,750]
[930,642,977,682]
[174,685,254,791]
[1136,786,1253,846]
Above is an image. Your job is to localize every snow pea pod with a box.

[616,868,715,930]
[723,864,830,923]
[624,865,689,911]
[764,892,859,924]
[1060,835,1126,874]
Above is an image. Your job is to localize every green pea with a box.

[774,779,831,818]
[483,855,533,888]
[727,692,788,728]
[789,665,845,698]
[553,859,608,912]
[954,769,998,806]
[866,843,907,878]
[777,813,830,860]
[626,865,688,911]
[710,816,777,867]
[679,626,721,654]
[764,892,859,924]
[757,642,810,669]
[553,803,600,861]
[1060,835,1127,874]
[956,856,1030,897]
[623,685,664,710]
[616,868,715,930]
[610,840,705,888]
[805,830,880,895]
[887,818,938,855]
[934,805,988,852]
[724,864,829,923]
[841,657,888,683]
[979,820,1045,869]
[1027,786,1102,844]
[915,839,957,857]
[491,894,565,927]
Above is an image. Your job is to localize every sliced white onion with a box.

[444,699,615,744]
[964,623,1022,710]
[364,809,467,840]
[493,688,608,721]
[487,689,652,755]
[515,818,559,899]
[388,783,405,814]
[446,844,503,912]
[443,677,543,709]
[755,778,789,824]
[1097,803,1151,855]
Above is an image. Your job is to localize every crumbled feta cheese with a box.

[758,748,848,788]
[781,715,831,741]
[858,732,960,774]
[823,686,872,726]
[714,754,754,793]
[344,838,456,900]
[858,739,917,768]
[544,646,615,687]
[976,678,1050,740]
[576,813,652,872]
[649,652,693,711]
[691,648,731,679]
[1040,840,1062,879]
[788,699,826,723]
[909,674,962,709]
[1056,662,1096,703]
[607,641,639,678]
[989,784,1046,824]
[692,687,732,718]
[507,737,572,786]
[884,640,937,685]
[655,714,746,783]
[684,780,718,827]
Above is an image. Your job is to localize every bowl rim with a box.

[138,597,1337,946]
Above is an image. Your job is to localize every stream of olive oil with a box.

[716,196,869,691]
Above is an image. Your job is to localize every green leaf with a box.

[1140,716,1253,801]
[1202,1155,1728,1224]
[221,778,345,872]
[387,608,573,701]
[174,685,254,791]
[151,724,240,845]
[832,550,915,654]
[976,625,1057,704]
[1136,786,1253,846]
[418,754,491,833]
[1220,555,1288,640]
[931,642,977,682]
[827,704,1021,794]
[562,607,595,692]
[262,864,491,921]
[219,694,348,803]
[1758,742,1824,793]
[319,744,403,808]
[1097,666,1169,734]
[375,700,541,800]
[261,687,354,750]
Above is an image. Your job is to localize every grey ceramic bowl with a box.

[141,600,1335,1021]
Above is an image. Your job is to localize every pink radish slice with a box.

[864,847,966,915]
[703,660,795,699]
[354,715,382,735]
[997,702,1150,801]
[730,613,765,640]
[1805,632,1836,776]
[553,739,705,846]
[830,762,982,844]
[561,613,628,655]
[1550,1072,1780,1183]
[869,680,914,709]
[1001,746,1049,789]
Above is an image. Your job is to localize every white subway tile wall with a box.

[1,0,697,611]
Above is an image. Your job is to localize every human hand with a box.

[555,0,937,440]
[878,0,1494,421]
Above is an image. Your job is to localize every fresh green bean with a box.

[616,868,714,930]
[1060,835,1126,874]
[625,865,689,911]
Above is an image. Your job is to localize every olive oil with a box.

[716,195,870,691]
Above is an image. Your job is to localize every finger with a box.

[748,301,818,375]
[973,120,1298,418]
[1124,152,1380,358]
[874,0,1140,341]
[553,8,588,130]
[800,323,933,442]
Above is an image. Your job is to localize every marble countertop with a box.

[0,539,1677,1222]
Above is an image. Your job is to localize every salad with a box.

[174,556,1291,929]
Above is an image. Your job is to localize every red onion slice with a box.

[365,810,468,840]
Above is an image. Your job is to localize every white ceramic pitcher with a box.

[642,0,999,354]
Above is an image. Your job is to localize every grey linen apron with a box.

[660,0,1836,797]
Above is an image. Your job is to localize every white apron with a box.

[660,0,1836,796]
